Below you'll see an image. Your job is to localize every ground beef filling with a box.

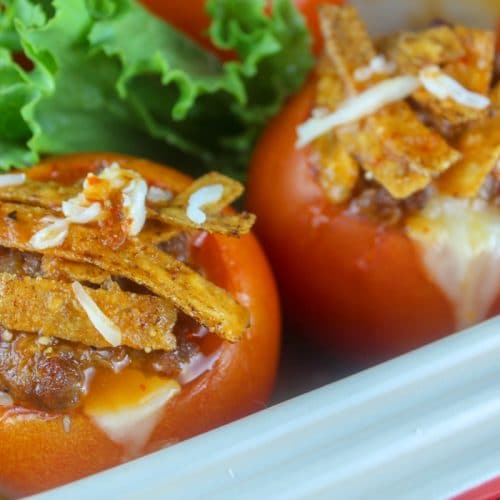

[335,173,500,227]
[346,179,432,227]
[0,232,210,413]
[0,317,201,412]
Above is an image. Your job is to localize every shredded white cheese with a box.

[187,184,224,224]
[82,163,149,236]
[296,76,420,147]
[0,391,13,407]
[419,65,490,110]
[62,415,71,433]
[0,173,26,188]
[354,55,396,82]
[72,281,122,347]
[147,186,173,204]
[122,178,148,236]
[1,330,13,342]
[30,218,70,250]
[62,195,102,224]
[95,162,129,190]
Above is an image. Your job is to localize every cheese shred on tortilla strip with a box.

[379,26,465,74]
[0,173,253,238]
[313,58,361,203]
[170,172,244,212]
[0,272,177,350]
[158,208,255,237]
[318,4,461,198]
[412,27,495,129]
[0,202,249,342]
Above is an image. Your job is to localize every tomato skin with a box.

[141,0,224,57]
[291,0,343,54]
[0,153,280,497]
[141,0,342,58]
[246,77,458,364]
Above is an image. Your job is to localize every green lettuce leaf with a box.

[0,0,313,178]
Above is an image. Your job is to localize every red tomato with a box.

[141,0,342,58]
[0,153,280,497]
[292,0,343,54]
[246,78,460,364]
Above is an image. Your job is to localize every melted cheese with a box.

[406,196,500,329]
[84,369,180,458]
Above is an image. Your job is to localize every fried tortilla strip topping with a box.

[491,82,500,112]
[316,55,348,111]
[0,180,79,209]
[339,119,432,199]
[152,172,253,236]
[412,27,495,129]
[318,4,376,94]
[41,256,111,285]
[0,203,249,342]
[318,4,461,198]
[314,133,360,203]
[169,172,244,213]
[448,27,495,95]
[139,220,179,245]
[358,103,461,198]
[0,171,254,238]
[438,115,500,197]
[314,58,360,203]
[380,26,465,74]
[0,273,177,351]
[158,208,255,237]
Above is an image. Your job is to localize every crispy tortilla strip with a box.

[438,115,500,197]
[380,26,464,73]
[318,4,461,197]
[340,123,430,199]
[412,27,495,129]
[41,256,111,285]
[158,208,255,237]
[318,4,375,94]
[0,273,177,351]
[448,27,495,94]
[140,220,180,244]
[491,82,500,112]
[170,172,244,213]
[0,174,253,238]
[339,102,461,198]
[154,172,253,237]
[314,55,359,202]
[314,133,359,203]
[0,180,79,209]
[0,203,249,342]
[365,103,461,176]
[316,55,347,110]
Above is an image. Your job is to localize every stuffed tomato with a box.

[0,153,280,498]
[247,4,500,363]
